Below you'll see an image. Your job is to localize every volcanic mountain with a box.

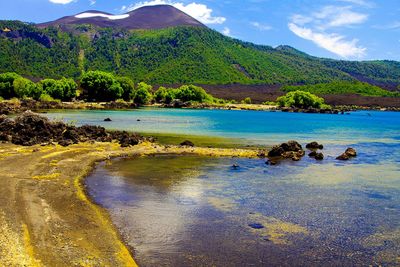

[37,5,205,30]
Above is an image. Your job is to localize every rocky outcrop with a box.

[180,140,194,147]
[267,140,305,161]
[0,111,144,147]
[336,147,357,160]
[306,141,323,150]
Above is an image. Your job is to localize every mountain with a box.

[0,5,399,91]
[37,5,205,30]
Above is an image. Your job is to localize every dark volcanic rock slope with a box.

[37,5,205,30]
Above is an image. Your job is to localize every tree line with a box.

[0,71,223,105]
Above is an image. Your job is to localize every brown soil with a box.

[0,142,258,266]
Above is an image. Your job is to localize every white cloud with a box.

[288,23,366,58]
[314,6,368,28]
[89,0,96,5]
[251,22,272,31]
[49,0,75,4]
[337,0,375,8]
[121,0,226,25]
[222,27,231,36]
[288,5,368,58]
[373,21,400,30]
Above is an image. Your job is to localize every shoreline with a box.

[0,141,259,266]
[1,99,400,116]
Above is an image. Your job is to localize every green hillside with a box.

[0,20,399,89]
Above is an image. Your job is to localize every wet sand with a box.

[0,141,258,266]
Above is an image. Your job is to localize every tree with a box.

[0,72,22,99]
[80,71,123,101]
[133,82,152,105]
[117,76,135,101]
[174,85,212,102]
[13,77,42,100]
[241,97,252,104]
[39,78,77,101]
[276,90,329,109]
[154,86,168,103]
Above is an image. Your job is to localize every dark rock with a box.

[268,146,285,157]
[104,118,112,122]
[336,153,350,160]
[314,153,324,160]
[232,164,239,169]
[306,141,323,150]
[308,151,317,157]
[266,160,277,165]
[248,223,264,229]
[345,147,357,157]
[292,156,301,161]
[180,140,194,147]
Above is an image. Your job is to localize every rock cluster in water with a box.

[336,148,357,160]
[267,140,305,163]
[0,111,143,147]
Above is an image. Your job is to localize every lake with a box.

[46,108,400,266]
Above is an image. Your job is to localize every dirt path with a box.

[0,142,258,266]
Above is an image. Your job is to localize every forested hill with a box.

[0,19,399,89]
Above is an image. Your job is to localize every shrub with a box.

[13,77,42,100]
[80,71,123,101]
[133,82,152,105]
[39,93,56,102]
[154,86,168,103]
[117,76,135,101]
[241,97,252,104]
[174,85,212,103]
[0,72,22,99]
[277,90,329,109]
[39,78,77,101]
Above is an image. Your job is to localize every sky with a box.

[1,0,399,61]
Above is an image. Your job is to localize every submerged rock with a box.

[306,141,323,150]
[267,140,305,161]
[248,223,264,229]
[314,153,324,160]
[104,118,112,122]
[336,147,357,160]
[180,140,194,147]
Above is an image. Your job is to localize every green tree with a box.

[154,86,168,103]
[0,72,22,99]
[13,77,42,100]
[174,85,212,102]
[40,78,77,101]
[133,82,152,105]
[277,90,329,109]
[116,76,135,101]
[80,71,123,101]
[241,97,252,104]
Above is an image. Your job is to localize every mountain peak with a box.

[37,5,205,30]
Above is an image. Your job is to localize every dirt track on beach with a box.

[0,142,258,266]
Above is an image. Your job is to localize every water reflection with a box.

[86,154,400,266]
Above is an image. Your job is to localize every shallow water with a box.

[86,154,400,266]
[60,108,400,266]
[44,108,400,145]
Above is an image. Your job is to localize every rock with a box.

[267,146,285,157]
[248,223,264,229]
[308,151,317,157]
[104,118,112,122]
[306,141,323,150]
[292,156,301,161]
[281,140,303,152]
[314,153,324,160]
[336,147,357,160]
[180,140,194,147]
[232,164,239,169]
[266,160,277,165]
[297,150,305,157]
[345,148,357,157]
[336,153,350,160]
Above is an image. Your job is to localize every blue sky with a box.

[1,0,399,61]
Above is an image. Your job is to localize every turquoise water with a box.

[45,108,400,266]
[44,108,400,145]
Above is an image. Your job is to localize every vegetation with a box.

[277,91,329,109]
[282,81,400,97]
[133,82,152,105]
[154,84,219,104]
[80,71,123,101]
[241,97,252,104]
[0,21,399,88]
[39,78,77,101]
